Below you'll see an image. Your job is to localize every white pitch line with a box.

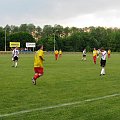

[0,93,120,118]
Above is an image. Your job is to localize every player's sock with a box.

[34,73,40,80]
[101,67,104,75]
[103,68,105,75]
[15,62,17,67]
[101,67,105,75]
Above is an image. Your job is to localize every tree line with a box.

[0,24,120,51]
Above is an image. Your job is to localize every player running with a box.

[32,45,45,85]
[54,50,59,60]
[59,49,62,58]
[108,49,111,58]
[82,49,86,61]
[93,48,97,64]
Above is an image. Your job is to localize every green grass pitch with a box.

[0,53,120,120]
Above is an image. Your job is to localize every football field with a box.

[0,53,120,120]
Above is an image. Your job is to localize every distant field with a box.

[0,53,120,120]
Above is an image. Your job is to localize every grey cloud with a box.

[0,0,120,26]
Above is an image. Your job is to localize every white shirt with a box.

[101,51,107,60]
[12,48,19,57]
[83,50,86,55]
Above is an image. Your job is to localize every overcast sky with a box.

[1,0,120,28]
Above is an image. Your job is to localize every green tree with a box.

[19,24,28,33]
[8,32,35,49]
[0,31,5,51]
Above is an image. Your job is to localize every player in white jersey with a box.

[12,47,19,67]
[82,49,86,61]
[100,47,107,76]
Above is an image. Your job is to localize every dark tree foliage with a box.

[0,24,120,52]
[0,31,5,50]
[0,31,35,51]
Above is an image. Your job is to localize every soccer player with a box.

[54,50,59,60]
[93,48,97,64]
[82,49,86,61]
[108,49,111,58]
[32,45,45,85]
[12,46,19,67]
[100,47,107,76]
[59,49,62,58]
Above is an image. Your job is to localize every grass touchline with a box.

[0,93,120,118]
